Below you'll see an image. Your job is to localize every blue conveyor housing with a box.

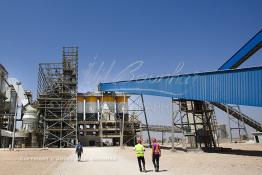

[98,30,262,131]
[219,29,262,70]
[99,66,262,107]
[215,29,262,131]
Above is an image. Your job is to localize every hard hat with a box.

[152,138,157,143]
[137,139,142,144]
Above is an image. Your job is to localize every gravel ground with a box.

[0,143,262,175]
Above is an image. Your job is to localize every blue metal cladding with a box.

[99,66,262,107]
[219,29,262,70]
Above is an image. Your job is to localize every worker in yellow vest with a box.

[134,139,146,172]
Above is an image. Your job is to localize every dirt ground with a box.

[0,143,261,175]
[0,148,73,175]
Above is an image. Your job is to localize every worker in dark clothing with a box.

[75,141,83,162]
[152,138,161,172]
[134,139,146,172]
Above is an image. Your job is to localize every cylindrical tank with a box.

[100,96,115,112]
[100,96,115,120]
[22,105,38,133]
[77,96,84,121]
[86,96,98,121]
[9,88,17,114]
[116,96,128,113]
[116,96,129,121]
[86,96,98,113]
[77,96,84,113]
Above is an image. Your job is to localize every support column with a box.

[83,99,86,121]
[227,106,232,143]
[171,110,178,151]
[120,94,126,149]
[161,132,164,146]
[141,95,151,148]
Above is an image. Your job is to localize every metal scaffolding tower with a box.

[127,94,151,147]
[172,99,218,149]
[226,105,248,142]
[37,47,78,148]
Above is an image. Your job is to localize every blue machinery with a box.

[214,29,262,138]
[99,66,262,107]
[99,30,262,107]
[219,29,262,70]
[99,30,262,147]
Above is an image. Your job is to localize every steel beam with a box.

[219,30,262,70]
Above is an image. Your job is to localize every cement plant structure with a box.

[37,47,141,148]
[77,92,141,146]
[37,47,78,147]
[1,29,261,149]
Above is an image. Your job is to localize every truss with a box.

[37,47,78,147]
[172,99,218,149]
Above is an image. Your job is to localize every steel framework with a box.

[226,105,248,142]
[172,99,218,149]
[127,94,151,147]
[214,29,262,137]
[37,47,78,148]
[99,30,262,139]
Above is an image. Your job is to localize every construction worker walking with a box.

[134,139,146,172]
[75,141,83,162]
[152,138,161,172]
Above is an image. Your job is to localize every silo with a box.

[85,96,98,121]
[22,105,37,132]
[9,88,17,114]
[77,96,84,121]
[100,96,115,121]
[116,96,129,121]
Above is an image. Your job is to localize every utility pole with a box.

[120,95,126,149]
[141,95,151,148]
[171,98,179,152]
[12,81,21,151]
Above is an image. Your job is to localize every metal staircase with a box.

[212,102,262,132]
[215,30,262,133]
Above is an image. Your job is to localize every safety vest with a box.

[135,144,144,157]
[153,144,160,155]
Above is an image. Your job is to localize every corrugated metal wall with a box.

[99,66,262,107]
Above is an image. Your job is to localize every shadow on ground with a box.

[202,147,262,157]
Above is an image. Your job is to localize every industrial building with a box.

[98,29,262,149]
[0,64,12,147]
[0,48,142,148]
[77,92,140,146]
[0,29,261,150]
[37,47,79,148]
[0,64,36,148]
[36,47,141,148]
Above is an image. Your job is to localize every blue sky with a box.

[0,0,261,136]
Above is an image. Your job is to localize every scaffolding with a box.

[37,47,78,148]
[172,99,218,149]
[226,105,248,142]
[127,94,151,147]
